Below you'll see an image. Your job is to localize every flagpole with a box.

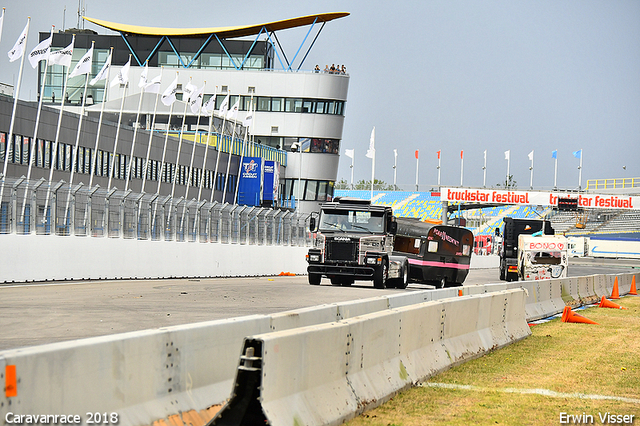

[234,93,252,204]
[437,151,441,187]
[369,127,375,199]
[22,26,54,223]
[141,67,163,193]
[0,8,5,44]
[554,154,558,190]
[198,87,216,203]
[506,153,510,187]
[89,47,113,189]
[221,96,236,204]
[210,102,224,204]
[124,65,147,192]
[482,150,487,188]
[170,77,192,200]
[415,153,419,192]
[1,17,30,203]
[393,149,397,190]
[43,34,75,222]
[63,53,92,231]
[349,152,354,189]
[67,42,93,190]
[152,83,176,236]
[107,54,131,190]
[578,150,583,190]
[184,82,205,201]
[460,151,464,187]
[529,151,534,189]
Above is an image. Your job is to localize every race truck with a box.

[517,234,568,280]
[498,217,555,282]
[306,197,409,289]
[306,198,473,289]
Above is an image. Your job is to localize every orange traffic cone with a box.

[610,277,620,299]
[599,295,627,310]
[561,306,599,325]
[630,276,637,296]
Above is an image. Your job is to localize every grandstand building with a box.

[1,13,349,214]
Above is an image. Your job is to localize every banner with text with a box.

[441,188,639,210]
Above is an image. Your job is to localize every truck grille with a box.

[326,240,358,262]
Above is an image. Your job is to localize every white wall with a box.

[0,234,308,283]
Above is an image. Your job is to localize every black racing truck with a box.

[498,217,554,282]
[306,197,409,289]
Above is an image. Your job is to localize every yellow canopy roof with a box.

[83,12,349,38]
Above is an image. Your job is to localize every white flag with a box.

[7,19,29,63]
[28,33,52,69]
[528,150,534,161]
[504,150,510,160]
[226,98,240,120]
[345,149,354,159]
[138,62,148,88]
[189,85,204,114]
[183,81,197,103]
[242,107,253,127]
[202,93,216,115]
[366,127,375,159]
[144,75,162,94]
[110,57,130,87]
[49,40,74,67]
[218,93,230,116]
[68,46,93,78]
[89,52,111,86]
[161,76,179,106]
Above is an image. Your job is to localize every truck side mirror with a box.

[388,221,397,235]
[309,217,316,232]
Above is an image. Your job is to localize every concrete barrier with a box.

[0,234,309,283]
[3,272,638,426]
[211,289,530,426]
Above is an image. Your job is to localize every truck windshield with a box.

[531,251,562,265]
[318,210,385,233]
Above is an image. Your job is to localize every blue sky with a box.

[1,0,639,190]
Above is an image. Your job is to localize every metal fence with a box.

[0,177,312,247]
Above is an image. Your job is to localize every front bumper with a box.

[307,264,376,279]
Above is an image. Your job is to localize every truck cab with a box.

[306,198,407,289]
[517,235,568,280]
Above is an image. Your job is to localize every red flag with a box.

[437,150,441,159]
[415,150,419,159]
[460,150,464,159]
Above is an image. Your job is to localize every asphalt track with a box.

[0,258,637,351]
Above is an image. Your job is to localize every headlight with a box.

[309,254,320,262]
[366,257,378,265]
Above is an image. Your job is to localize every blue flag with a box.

[551,150,557,159]
[572,149,582,159]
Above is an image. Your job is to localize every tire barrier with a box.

[210,289,530,426]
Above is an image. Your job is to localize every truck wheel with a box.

[373,261,388,289]
[499,264,506,281]
[506,272,517,282]
[395,261,409,289]
[308,273,321,285]
[436,277,446,289]
[330,277,342,286]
